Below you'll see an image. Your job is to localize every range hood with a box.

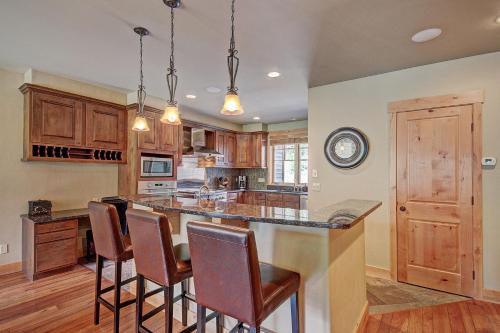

[183,128,222,156]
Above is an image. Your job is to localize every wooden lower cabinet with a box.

[22,218,78,281]
[242,191,303,209]
[282,194,300,209]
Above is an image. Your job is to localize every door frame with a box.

[388,90,484,298]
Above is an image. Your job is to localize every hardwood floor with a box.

[362,300,500,333]
[0,265,183,332]
[1,265,499,332]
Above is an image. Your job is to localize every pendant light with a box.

[132,27,151,132]
[221,0,244,116]
[161,0,182,125]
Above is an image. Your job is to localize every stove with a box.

[175,187,228,201]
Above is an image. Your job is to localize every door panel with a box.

[396,105,473,296]
[85,102,126,150]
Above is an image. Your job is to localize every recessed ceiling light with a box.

[496,16,500,24]
[253,116,261,120]
[267,71,281,78]
[411,28,442,43]
[206,86,222,94]
[185,94,197,99]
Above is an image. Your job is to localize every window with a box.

[272,143,308,184]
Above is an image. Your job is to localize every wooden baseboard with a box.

[0,261,22,276]
[355,301,369,333]
[366,265,391,280]
[482,289,500,304]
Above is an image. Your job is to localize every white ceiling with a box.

[1,0,499,124]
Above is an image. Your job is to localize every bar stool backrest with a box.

[126,208,177,286]
[88,201,126,261]
[187,221,264,325]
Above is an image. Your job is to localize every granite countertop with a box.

[21,208,90,223]
[225,189,308,195]
[127,195,380,229]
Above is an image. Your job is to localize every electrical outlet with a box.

[0,244,8,255]
[258,178,266,183]
[311,183,321,192]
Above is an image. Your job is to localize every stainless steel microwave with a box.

[140,156,174,177]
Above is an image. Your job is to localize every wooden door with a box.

[215,131,227,166]
[226,133,236,166]
[31,92,84,146]
[396,105,474,296]
[236,133,253,167]
[137,111,158,150]
[159,123,179,152]
[85,102,126,150]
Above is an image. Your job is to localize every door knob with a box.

[399,206,407,212]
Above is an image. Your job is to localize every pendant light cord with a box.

[138,31,147,116]
[227,0,239,93]
[166,6,178,104]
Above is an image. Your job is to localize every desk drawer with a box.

[36,238,77,272]
[36,228,77,244]
[36,220,77,234]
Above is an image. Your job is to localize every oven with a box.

[140,156,173,178]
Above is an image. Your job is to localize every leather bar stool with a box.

[187,221,301,333]
[126,209,221,333]
[88,202,137,333]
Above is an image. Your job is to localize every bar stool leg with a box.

[181,280,189,326]
[291,292,299,333]
[196,304,207,333]
[113,261,122,333]
[249,327,260,333]
[136,274,145,332]
[94,255,103,325]
[164,286,174,333]
[237,322,244,333]
[216,313,224,333]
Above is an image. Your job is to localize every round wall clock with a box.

[324,127,369,169]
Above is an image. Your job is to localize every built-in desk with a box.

[21,209,90,280]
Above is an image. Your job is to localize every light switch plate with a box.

[0,244,8,255]
[311,183,321,192]
[312,169,318,178]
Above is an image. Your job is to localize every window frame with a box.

[270,143,308,186]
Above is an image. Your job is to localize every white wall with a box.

[308,51,500,291]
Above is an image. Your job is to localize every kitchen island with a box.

[129,195,381,333]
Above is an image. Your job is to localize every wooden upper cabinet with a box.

[215,131,227,166]
[21,84,128,164]
[31,91,84,146]
[85,102,126,150]
[159,122,179,152]
[252,132,268,168]
[137,111,158,150]
[236,133,253,167]
[225,133,237,166]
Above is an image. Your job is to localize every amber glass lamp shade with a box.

[132,115,150,132]
[220,91,244,115]
[161,103,182,125]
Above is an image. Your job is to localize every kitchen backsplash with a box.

[206,168,268,190]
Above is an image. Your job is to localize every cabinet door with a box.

[282,194,300,209]
[159,122,179,152]
[215,131,227,166]
[266,193,283,207]
[32,92,84,146]
[85,102,126,150]
[226,133,237,166]
[236,134,253,167]
[244,192,255,205]
[137,111,158,150]
[252,133,268,168]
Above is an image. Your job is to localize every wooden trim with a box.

[472,103,484,299]
[389,113,398,281]
[0,261,22,276]
[388,90,485,113]
[366,265,391,280]
[354,301,369,333]
[482,289,500,304]
[19,83,125,109]
[388,93,484,298]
